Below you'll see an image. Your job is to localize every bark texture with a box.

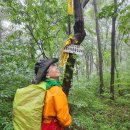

[110,0,117,100]
[63,0,86,96]
[93,0,104,95]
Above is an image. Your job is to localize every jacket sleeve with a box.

[53,87,72,127]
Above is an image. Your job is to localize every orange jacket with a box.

[43,86,72,127]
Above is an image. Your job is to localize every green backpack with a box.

[13,82,46,130]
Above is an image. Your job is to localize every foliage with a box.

[98,4,115,19]
[118,5,130,35]
[68,76,130,130]
[2,0,68,58]
[0,39,34,129]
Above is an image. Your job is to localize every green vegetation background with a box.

[0,0,130,130]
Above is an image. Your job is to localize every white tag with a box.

[64,44,84,55]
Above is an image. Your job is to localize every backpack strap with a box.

[38,82,46,90]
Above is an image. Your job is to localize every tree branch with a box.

[26,24,48,59]
[83,0,89,8]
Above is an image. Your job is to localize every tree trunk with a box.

[115,33,122,95]
[75,64,79,81]
[85,53,89,79]
[0,20,2,42]
[93,0,104,95]
[63,0,86,96]
[110,0,117,100]
[0,20,2,65]
[90,53,93,76]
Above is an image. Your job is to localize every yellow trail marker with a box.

[68,0,73,15]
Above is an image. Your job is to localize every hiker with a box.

[35,58,72,130]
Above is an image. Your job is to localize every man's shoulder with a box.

[47,86,63,95]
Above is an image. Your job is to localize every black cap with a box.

[35,58,58,84]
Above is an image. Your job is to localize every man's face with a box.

[46,64,60,79]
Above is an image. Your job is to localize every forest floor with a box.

[68,87,130,130]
